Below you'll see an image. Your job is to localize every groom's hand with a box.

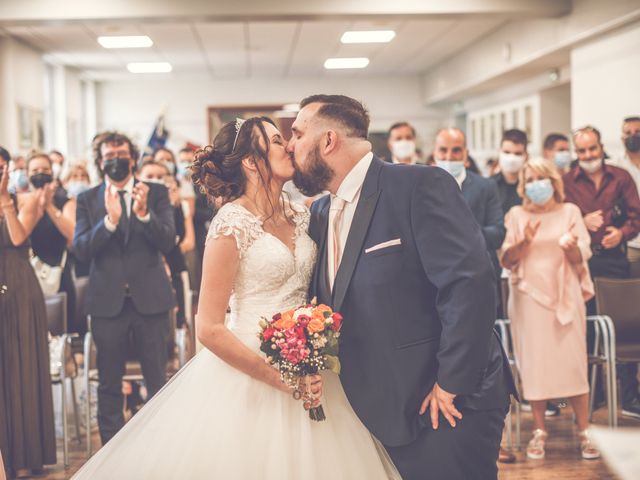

[419,383,462,429]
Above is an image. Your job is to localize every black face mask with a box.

[625,133,640,153]
[30,172,53,189]
[103,157,131,182]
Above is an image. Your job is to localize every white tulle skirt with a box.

[72,334,399,480]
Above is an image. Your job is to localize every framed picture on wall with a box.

[17,105,33,149]
[207,105,297,144]
[17,105,44,150]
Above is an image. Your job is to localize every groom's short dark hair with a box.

[300,94,370,139]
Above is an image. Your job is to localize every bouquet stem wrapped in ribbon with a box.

[258,298,342,421]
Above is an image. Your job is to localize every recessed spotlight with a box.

[98,35,153,49]
[341,30,396,44]
[324,57,370,70]
[127,62,172,73]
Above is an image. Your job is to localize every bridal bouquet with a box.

[258,299,342,421]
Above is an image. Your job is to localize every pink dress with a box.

[502,203,594,401]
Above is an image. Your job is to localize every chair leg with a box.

[505,407,513,449]
[61,379,69,468]
[86,380,92,457]
[588,365,598,421]
[70,378,82,443]
[515,400,521,450]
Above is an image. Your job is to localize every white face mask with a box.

[52,162,63,179]
[499,152,525,174]
[579,158,603,174]
[391,140,416,161]
[435,159,465,179]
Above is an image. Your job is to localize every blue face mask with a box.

[435,160,465,179]
[9,169,29,192]
[66,180,91,197]
[554,151,572,169]
[525,178,554,205]
[176,162,190,180]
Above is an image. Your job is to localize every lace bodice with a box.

[207,202,317,337]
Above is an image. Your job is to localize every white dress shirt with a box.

[455,167,467,188]
[104,176,150,232]
[327,152,373,288]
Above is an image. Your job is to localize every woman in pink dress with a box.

[500,159,600,461]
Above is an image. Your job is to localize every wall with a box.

[0,37,46,153]
[539,83,571,144]
[421,0,640,105]
[571,21,640,160]
[96,74,444,154]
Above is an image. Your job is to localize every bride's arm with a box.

[195,234,290,393]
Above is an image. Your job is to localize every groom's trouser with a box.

[384,406,507,480]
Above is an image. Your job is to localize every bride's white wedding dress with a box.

[73,202,398,479]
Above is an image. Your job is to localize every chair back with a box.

[74,276,89,330]
[594,277,640,344]
[45,292,68,336]
[500,276,510,313]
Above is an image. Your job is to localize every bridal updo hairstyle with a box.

[192,116,278,205]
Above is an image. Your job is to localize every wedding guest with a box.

[387,122,419,165]
[543,133,572,174]
[492,129,529,216]
[501,158,599,460]
[563,125,640,419]
[607,116,640,277]
[49,150,65,181]
[63,163,92,198]
[138,159,189,327]
[27,153,79,332]
[154,147,197,220]
[73,132,176,444]
[0,148,56,478]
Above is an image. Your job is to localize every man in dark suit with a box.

[432,128,505,258]
[73,132,176,444]
[289,95,516,480]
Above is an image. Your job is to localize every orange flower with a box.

[307,317,326,333]
[273,309,295,330]
[313,304,333,318]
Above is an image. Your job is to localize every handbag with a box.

[31,249,67,297]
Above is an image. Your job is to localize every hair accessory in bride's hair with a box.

[232,117,246,152]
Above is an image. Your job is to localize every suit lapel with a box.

[332,158,383,312]
[96,182,107,218]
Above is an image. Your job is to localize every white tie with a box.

[329,197,347,290]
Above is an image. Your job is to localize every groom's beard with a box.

[292,145,335,197]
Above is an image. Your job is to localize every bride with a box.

[72,117,398,479]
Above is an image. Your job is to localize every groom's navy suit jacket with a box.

[309,157,516,447]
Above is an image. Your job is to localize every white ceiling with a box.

[3,18,506,79]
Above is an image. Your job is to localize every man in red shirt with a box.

[563,125,640,419]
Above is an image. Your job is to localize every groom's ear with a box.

[323,130,339,155]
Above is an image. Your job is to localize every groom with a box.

[288,95,517,480]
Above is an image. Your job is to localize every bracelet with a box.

[1,202,14,208]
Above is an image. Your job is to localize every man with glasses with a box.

[73,132,177,443]
[563,125,640,419]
